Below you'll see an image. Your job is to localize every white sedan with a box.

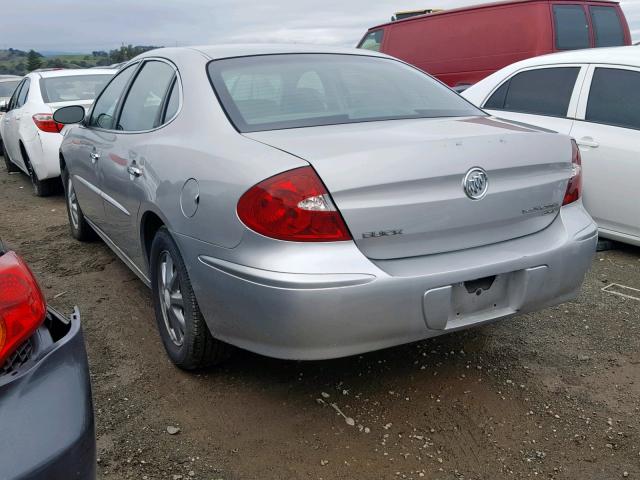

[463,46,640,247]
[0,68,116,196]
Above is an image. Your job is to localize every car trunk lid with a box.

[245,116,572,260]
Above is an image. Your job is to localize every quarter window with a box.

[358,30,384,52]
[118,60,175,131]
[484,67,579,117]
[89,64,137,130]
[15,78,30,108]
[553,5,590,50]
[590,7,625,47]
[162,78,180,123]
[586,68,640,130]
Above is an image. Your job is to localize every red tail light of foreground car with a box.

[0,251,46,366]
[237,166,352,242]
[562,140,582,206]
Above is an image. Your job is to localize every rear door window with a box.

[553,5,590,50]
[590,6,625,47]
[358,30,384,52]
[484,67,580,117]
[586,68,640,130]
[117,60,175,131]
[15,78,30,108]
[7,80,25,110]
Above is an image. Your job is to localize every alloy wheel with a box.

[157,250,186,347]
[67,177,79,229]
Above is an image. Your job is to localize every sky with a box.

[2,0,639,52]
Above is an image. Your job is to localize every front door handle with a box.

[577,137,599,149]
[127,165,142,177]
[90,152,100,163]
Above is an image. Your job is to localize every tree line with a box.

[0,45,161,76]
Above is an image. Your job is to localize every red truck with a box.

[358,0,631,90]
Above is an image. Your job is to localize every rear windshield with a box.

[207,54,483,133]
[40,74,113,103]
[0,80,21,97]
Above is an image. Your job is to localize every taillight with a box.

[237,166,352,242]
[0,252,46,366]
[562,139,582,206]
[32,113,64,133]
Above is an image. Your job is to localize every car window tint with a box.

[40,75,113,103]
[208,54,483,133]
[162,78,180,122]
[590,7,625,47]
[89,64,137,130]
[553,5,590,50]
[118,61,175,131]
[490,67,579,117]
[483,81,510,109]
[586,68,640,130]
[8,80,25,110]
[358,30,384,52]
[16,78,30,108]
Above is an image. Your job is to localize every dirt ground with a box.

[1,164,639,480]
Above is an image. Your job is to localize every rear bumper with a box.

[24,131,62,180]
[184,202,597,360]
[0,308,95,480]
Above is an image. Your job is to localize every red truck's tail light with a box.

[32,113,63,133]
[563,140,582,206]
[0,251,46,366]
[237,166,352,242]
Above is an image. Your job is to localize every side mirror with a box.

[53,105,85,125]
[0,101,8,113]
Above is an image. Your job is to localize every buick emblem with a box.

[463,167,489,200]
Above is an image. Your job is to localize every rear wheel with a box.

[1,141,19,173]
[21,148,56,197]
[150,227,231,370]
[62,168,95,241]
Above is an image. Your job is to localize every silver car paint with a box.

[60,45,597,360]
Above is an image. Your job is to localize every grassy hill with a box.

[0,45,160,76]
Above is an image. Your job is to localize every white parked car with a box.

[463,46,640,247]
[0,69,116,196]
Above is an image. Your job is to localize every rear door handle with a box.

[577,137,599,148]
[127,165,142,177]
[90,152,100,163]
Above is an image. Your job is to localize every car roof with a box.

[33,68,118,79]
[502,45,640,69]
[137,44,388,61]
[367,0,620,30]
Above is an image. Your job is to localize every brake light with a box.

[0,252,46,366]
[237,166,352,242]
[32,113,64,133]
[562,139,582,206]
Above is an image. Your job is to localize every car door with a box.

[480,65,586,135]
[0,79,23,159]
[69,64,138,226]
[98,59,177,267]
[3,78,29,168]
[571,64,640,241]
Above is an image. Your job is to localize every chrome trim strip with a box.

[198,255,376,290]
[74,174,130,216]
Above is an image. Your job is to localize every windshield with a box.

[40,74,113,103]
[207,54,484,133]
[0,80,21,98]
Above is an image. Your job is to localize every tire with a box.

[1,141,19,173]
[150,227,231,370]
[21,147,56,197]
[62,168,96,241]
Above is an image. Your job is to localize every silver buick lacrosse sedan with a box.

[54,45,597,369]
